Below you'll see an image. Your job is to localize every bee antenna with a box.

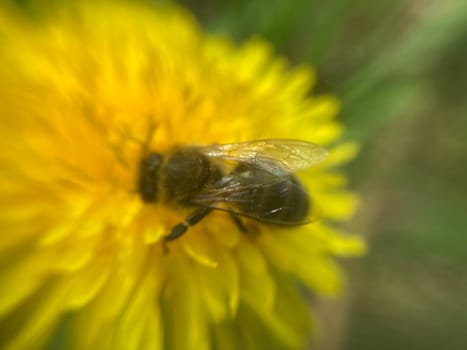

[141,118,158,155]
[115,117,158,153]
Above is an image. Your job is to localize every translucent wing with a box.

[188,165,317,225]
[198,139,327,175]
[190,181,314,225]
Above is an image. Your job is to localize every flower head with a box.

[0,1,365,349]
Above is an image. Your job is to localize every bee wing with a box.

[189,174,316,225]
[198,139,327,174]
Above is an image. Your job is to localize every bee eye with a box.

[139,153,163,203]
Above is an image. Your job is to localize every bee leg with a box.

[164,207,213,242]
[229,213,248,233]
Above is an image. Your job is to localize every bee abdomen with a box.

[255,177,309,224]
[231,171,310,224]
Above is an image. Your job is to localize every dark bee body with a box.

[139,148,222,204]
[227,163,310,224]
[138,140,327,242]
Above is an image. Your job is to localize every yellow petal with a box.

[315,191,359,221]
[183,229,219,268]
[324,142,360,167]
[62,253,112,310]
[70,238,148,349]
[194,247,239,322]
[113,266,163,350]
[236,239,275,312]
[163,257,210,350]
[2,280,67,350]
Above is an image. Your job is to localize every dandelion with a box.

[0,1,365,349]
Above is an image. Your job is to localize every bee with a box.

[138,139,328,242]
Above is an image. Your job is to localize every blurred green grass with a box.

[176,0,467,349]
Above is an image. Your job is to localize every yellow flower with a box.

[0,1,365,349]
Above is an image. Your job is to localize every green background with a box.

[176,0,467,349]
